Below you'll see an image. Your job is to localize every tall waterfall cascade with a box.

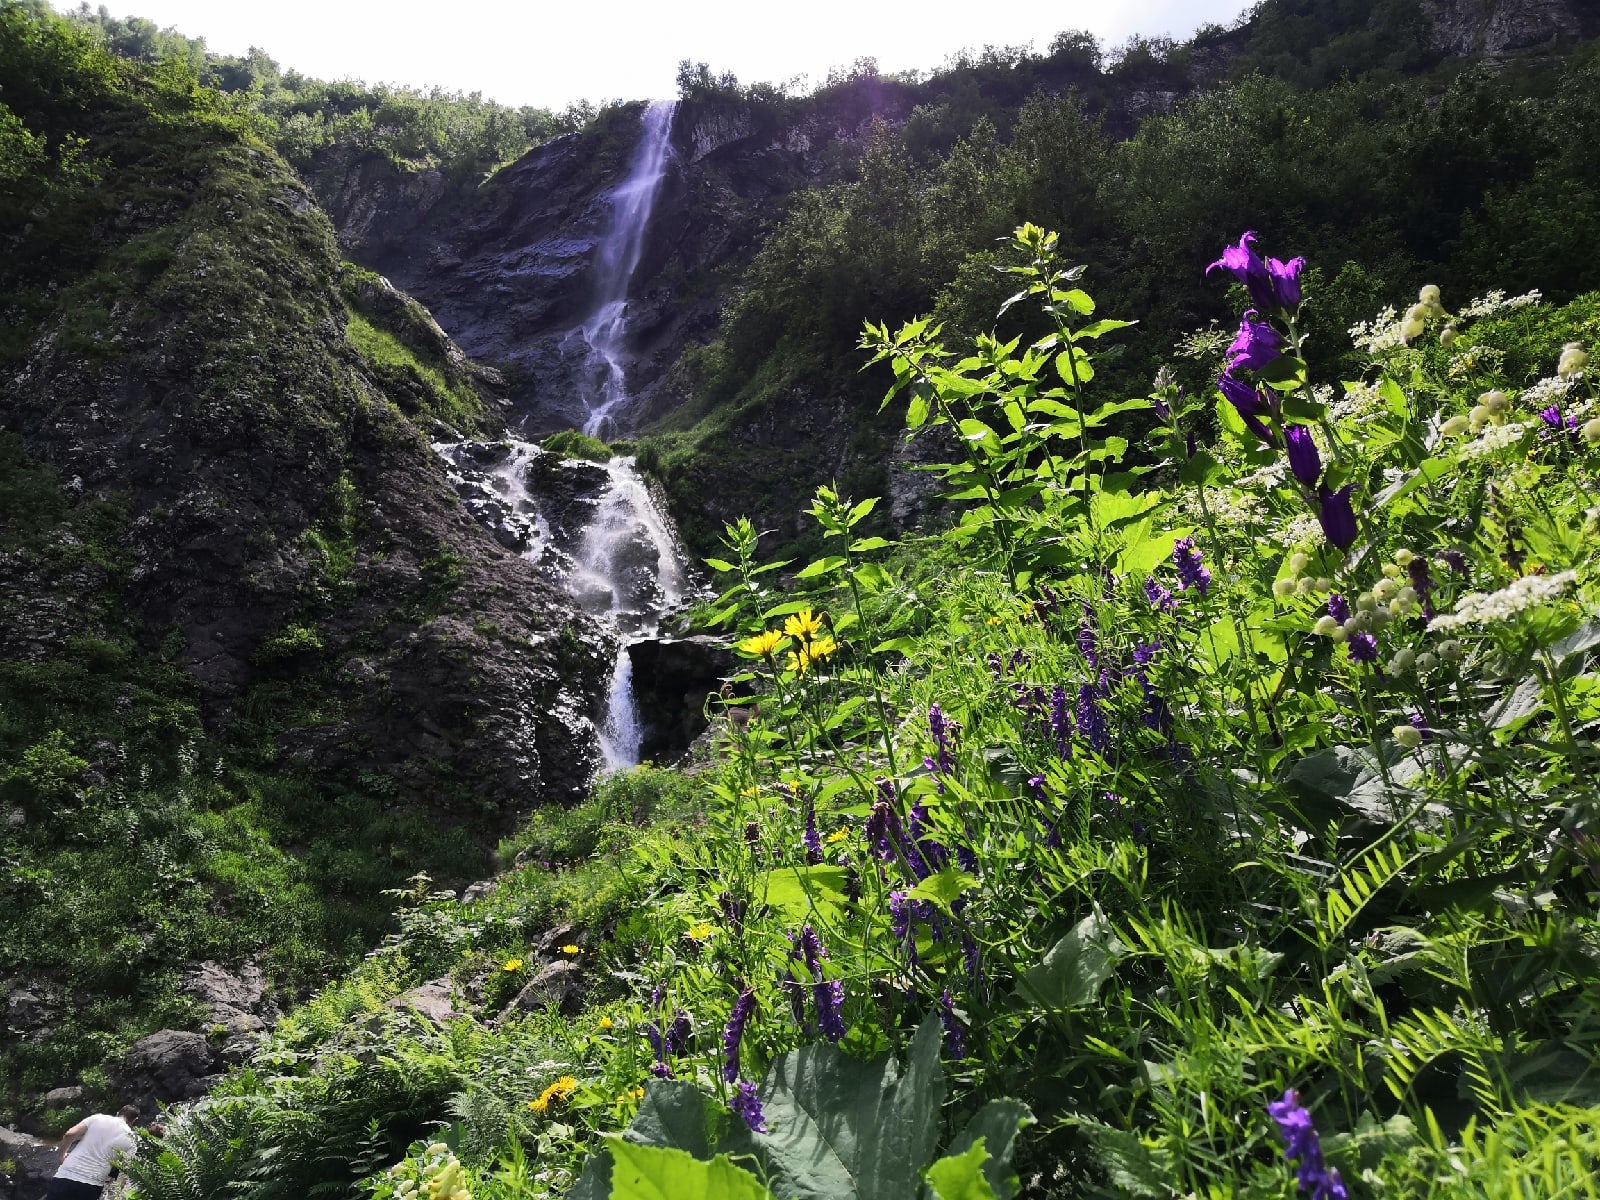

[437,100,695,773]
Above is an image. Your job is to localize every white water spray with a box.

[578,99,677,440]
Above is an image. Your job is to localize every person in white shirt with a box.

[50,1106,139,1199]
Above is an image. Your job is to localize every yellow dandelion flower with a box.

[784,607,824,641]
[685,921,715,942]
[599,1015,614,1030]
[825,826,851,845]
[531,1075,578,1116]
[739,785,759,798]
[502,958,524,973]
[738,629,784,657]
[633,1086,645,1099]
[560,944,580,955]
[528,1097,547,1113]
[785,646,812,675]
[807,634,838,661]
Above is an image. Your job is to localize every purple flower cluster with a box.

[732,1081,768,1133]
[1407,556,1434,618]
[797,925,846,1042]
[1539,403,1581,439]
[1077,606,1101,673]
[1144,575,1177,612]
[1173,538,1211,596]
[721,988,756,1082]
[1208,231,1305,316]
[1225,309,1285,373]
[1077,684,1109,754]
[1267,1090,1348,1200]
[865,782,904,863]
[1347,630,1379,665]
[803,803,823,865]
[1049,684,1072,760]
[938,989,966,1059]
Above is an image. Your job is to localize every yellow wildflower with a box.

[634,1086,645,1099]
[502,958,523,973]
[825,826,851,845]
[685,921,715,942]
[530,1075,578,1115]
[785,646,812,675]
[599,1015,614,1030]
[784,608,824,641]
[808,634,838,661]
[560,944,580,955]
[738,629,784,657]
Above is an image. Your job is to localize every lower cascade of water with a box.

[434,439,691,772]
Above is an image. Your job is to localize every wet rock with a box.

[0,1125,57,1200]
[40,1087,84,1111]
[500,960,583,1019]
[627,636,739,763]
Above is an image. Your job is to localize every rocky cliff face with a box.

[1422,0,1600,57]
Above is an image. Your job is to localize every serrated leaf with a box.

[873,637,919,656]
[925,1141,997,1200]
[759,866,851,921]
[849,497,880,524]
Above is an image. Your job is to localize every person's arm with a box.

[57,1119,88,1164]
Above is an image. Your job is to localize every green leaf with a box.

[958,419,1000,448]
[925,1141,997,1200]
[703,558,738,573]
[906,392,930,430]
[734,1018,947,1200]
[608,1141,776,1200]
[1072,318,1135,340]
[795,556,848,580]
[853,562,892,593]
[1058,288,1094,314]
[567,1081,716,1199]
[905,867,978,913]
[759,866,852,921]
[943,1102,1033,1200]
[1014,912,1122,1011]
[849,497,880,525]
[850,536,892,553]
[873,637,919,656]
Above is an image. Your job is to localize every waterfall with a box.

[578,99,678,440]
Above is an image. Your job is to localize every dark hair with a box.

[118,1105,140,1122]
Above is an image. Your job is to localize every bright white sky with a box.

[56,0,1257,110]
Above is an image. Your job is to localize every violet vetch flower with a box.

[1326,594,1351,625]
[1173,537,1212,596]
[1049,684,1073,760]
[1144,576,1177,612]
[721,989,755,1082]
[928,704,956,775]
[1285,424,1321,487]
[938,989,966,1059]
[1027,773,1047,803]
[1077,606,1100,672]
[1347,631,1379,665]
[780,968,809,1034]
[1267,1089,1348,1200]
[865,784,904,862]
[1217,371,1278,445]
[1409,711,1433,742]
[667,1009,692,1055]
[1315,483,1357,551]
[814,977,846,1042]
[1437,548,1468,576]
[732,1081,769,1134]
[718,890,746,934]
[1226,309,1285,373]
[906,802,948,880]
[1077,684,1109,754]
[1407,557,1434,618]
[803,804,823,865]
[649,1061,674,1079]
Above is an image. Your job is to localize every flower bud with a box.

[1481,389,1509,412]
[1296,576,1316,595]
[1583,417,1600,445]
[1400,315,1426,342]
[1406,302,1430,324]
[1418,284,1441,307]
[1438,639,1464,662]
[1370,608,1392,630]
[1388,648,1416,674]
[1558,342,1587,377]
[1313,577,1333,592]
[1470,405,1490,430]
[1393,724,1423,749]
[1373,579,1397,602]
[1313,615,1340,636]
[1389,598,1407,617]
[1440,324,1457,348]
[1381,563,1402,579]
[1289,552,1310,575]
[1415,652,1437,672]
[1357,591,1377,612]
[1273,577,1297,598]
[1397,586,1418,607]
[1330,624,1349,642]
[1393,548,1414,566]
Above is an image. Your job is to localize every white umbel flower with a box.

[1427,571,1578,631]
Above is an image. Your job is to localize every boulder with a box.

[0,1125,58,1200]
[113,1030,216,1108]
[500,960,583,1019]
[386,978,460,1024]
[181,961,278,1029]
[627,636,739,763]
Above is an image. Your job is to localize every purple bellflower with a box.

[1316,484,1357,550]
[1217,371,1279,446]
[1225,309,1284,373]
[1326,593,1351,624]
[1285,424,1321,488]
[1208,231,1306,314]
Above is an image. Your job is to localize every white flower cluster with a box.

[1210,489,1266,528]
[1458,289,1543,319]
[1348,307,1404,355]
[1236,460,1288,490]
[1427,570,1578,631]
[1458,421,1528,460]
[1279,511,1326,549]
[1330,380,1386,423]
[1520,374,1576,408]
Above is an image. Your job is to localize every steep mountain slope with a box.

[0,6,608,1112]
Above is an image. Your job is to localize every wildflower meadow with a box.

[128,225,1600,1199]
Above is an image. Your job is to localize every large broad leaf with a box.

[1013,912,1122,1011]
[566,1081,715,1200]
[732,1018,947,1200]
[758,866,852,922]
[924,1141,997,1200]
[608,1141,776,1200]
[941,1101,1033,1200]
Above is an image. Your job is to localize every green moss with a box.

[345,311,485,431]
[541,428,613,463]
